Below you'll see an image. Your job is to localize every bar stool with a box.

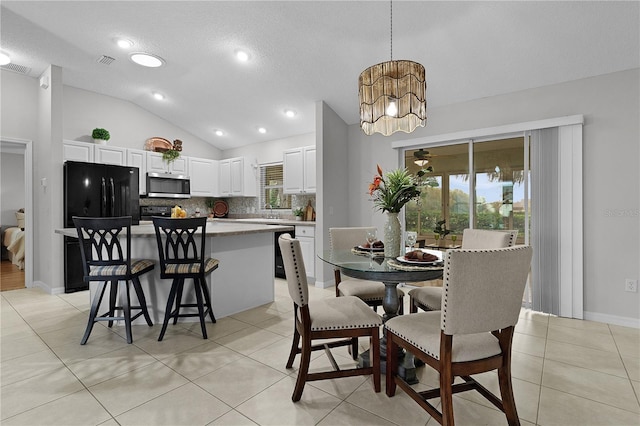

[73,216,154,345]
[152,216,219,341]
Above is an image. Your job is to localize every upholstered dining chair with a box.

[329,227,404,314]
[279,233,382,402]
[385,245,533,426]
[152,217,219,341]
[408,229,518,313]
[73,216,154,344]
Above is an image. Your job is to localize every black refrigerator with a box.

[63,161,140,293]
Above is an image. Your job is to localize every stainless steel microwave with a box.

[146,172,191,198]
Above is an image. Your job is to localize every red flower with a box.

[369,175,381,195]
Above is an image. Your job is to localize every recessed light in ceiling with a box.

[284,109,296,118]
[257,127,267,134]
[214,129,225,136]
[235,50,250,62]
[116,39,133,49]
[130,52,164,68]
[152,92,165,100]
[0,52,11,66]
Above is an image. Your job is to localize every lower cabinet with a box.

[295,225,315,280]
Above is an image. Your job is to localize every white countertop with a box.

[214,218,316,227]
[55,221,294,238]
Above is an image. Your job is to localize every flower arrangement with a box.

[368,164,423,213]
[433,220,450,239]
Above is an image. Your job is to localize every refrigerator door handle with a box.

[109,177,115,217]
[101,177,107,217]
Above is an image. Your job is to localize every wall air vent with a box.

[97,55,115,65]
[1,63,31,75]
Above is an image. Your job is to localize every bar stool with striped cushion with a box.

[73,216,154,345]
[152,216,219,341]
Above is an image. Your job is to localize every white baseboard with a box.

[33,280,65,295]
[584,311,640,329]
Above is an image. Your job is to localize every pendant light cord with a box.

[390,0,393,61]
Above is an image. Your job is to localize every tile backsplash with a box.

[140,195,316,220]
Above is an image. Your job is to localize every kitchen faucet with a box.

[265,203,273,219]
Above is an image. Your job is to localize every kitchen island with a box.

[56,220,294,323]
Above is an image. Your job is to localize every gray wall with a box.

[347,68,640,324]
[222,132,314,164]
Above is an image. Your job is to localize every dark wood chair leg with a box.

[409,296,418,313]
[385,329,398,396]
[292,334,312,402]
[158,280,179,341]
[108,280,118,327]
[498,364,520,426]
[81,281,107,345]
[286,327,301,369]
[440,334,455,426]
[200,278,216,323]
[121,281,133,344]
[350,337,358,360]
[371,330,381,392]
[173,279,184,325]
[132,276,153,326]
[193,278,208,339]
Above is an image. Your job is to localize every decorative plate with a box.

[213,200,229,217]
[144,137,173,153]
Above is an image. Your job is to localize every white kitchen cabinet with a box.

[146,151,189,175]
[95,145,126,165]
[295,225,315,279]
[188,157,218,197]
[63,140,94,163]
[283,146,316,194]
[218,157,256,197]
[127,149,147,195]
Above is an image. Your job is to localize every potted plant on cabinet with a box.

[92,128,110,145]
[162,148,181,165]
[293,207,304,221]
[205,198,216,218]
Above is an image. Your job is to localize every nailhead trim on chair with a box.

[386,327,440,359]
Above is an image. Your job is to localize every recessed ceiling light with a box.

[214,129,224,136]
[284,109,296,118]
[116,39,133,49]
[152,92,165,100]
[235,50,250,62]
[130,52,164,68]
[0,52,11,66]
[257,127,267,134]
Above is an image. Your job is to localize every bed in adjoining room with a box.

[2,210,25,270]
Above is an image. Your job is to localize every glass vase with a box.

[384,212,402,258]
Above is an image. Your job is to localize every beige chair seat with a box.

[306,296,382,331]
[385,311,501,362]
[407,287,442,311]
[338,278,404,302]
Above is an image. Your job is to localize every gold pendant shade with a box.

[359,60,427,136]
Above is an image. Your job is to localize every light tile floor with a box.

[1,280,639,425]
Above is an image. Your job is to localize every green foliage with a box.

[162,149,180,164]
[369,166,422,214]
[205,198,215,209]
[433,220,450,238]
[293,207,304,217]
[91,128,110,140]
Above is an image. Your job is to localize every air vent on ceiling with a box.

[97,55,115,65]
[1,63,31,75]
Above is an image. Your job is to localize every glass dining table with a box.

[319,248,444,383]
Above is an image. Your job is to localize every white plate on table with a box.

[397,249,443,265]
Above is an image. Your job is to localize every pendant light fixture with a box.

[358,0,427,136]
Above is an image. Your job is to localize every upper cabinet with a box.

[63,140,94,163]
[188,157,218,197]
[94,145,127,166]
[283,146,316,194]
[127,149,147,195]
[218,157,256,197]
[146,151,189,176]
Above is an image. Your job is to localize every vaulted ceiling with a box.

[2,1,638,150]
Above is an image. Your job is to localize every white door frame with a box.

[1,137,34,288]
